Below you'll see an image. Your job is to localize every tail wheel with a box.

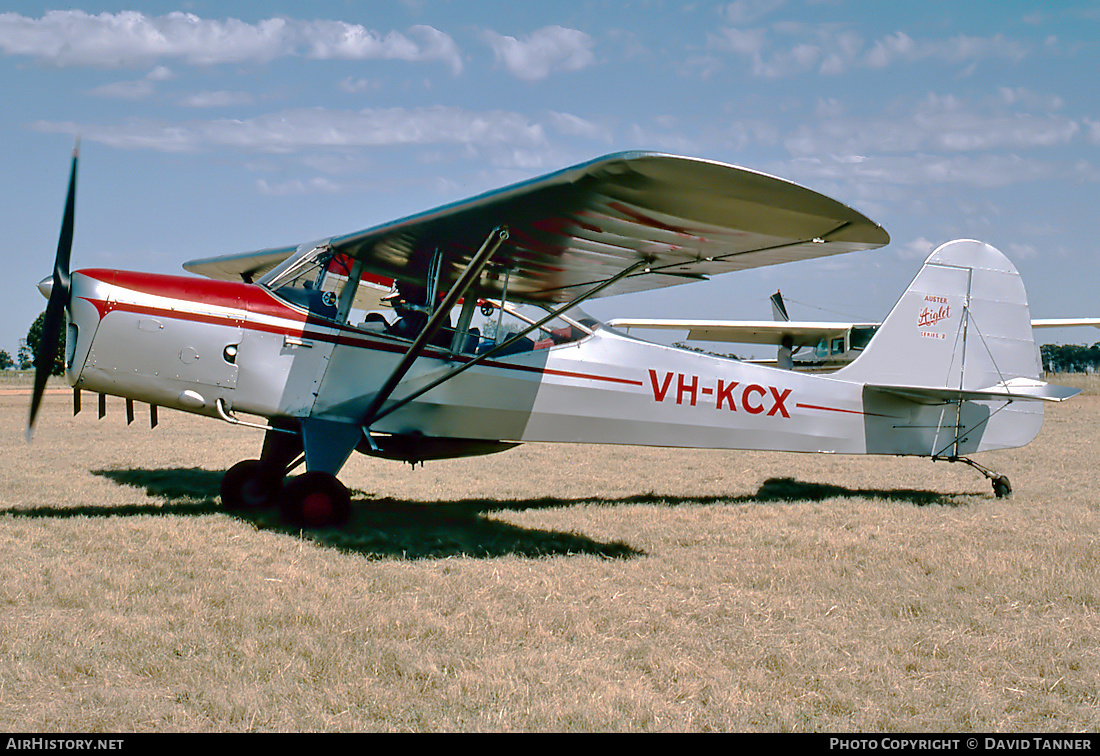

[221,459,283,511]
[280,471,351,528]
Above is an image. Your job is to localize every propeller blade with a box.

[27,143,79,441]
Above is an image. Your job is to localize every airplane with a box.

[28,147,1081,528]
[609,293,1100,372]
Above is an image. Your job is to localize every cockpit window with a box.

[465,301,595,356]
[265,248,350,320]
[263,245,600,355]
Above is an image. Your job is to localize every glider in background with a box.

[610,292,1100,371]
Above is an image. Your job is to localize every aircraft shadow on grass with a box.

[8,468,973,560]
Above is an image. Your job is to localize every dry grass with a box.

[0,376,1097,732]
[1045,372,1100,396]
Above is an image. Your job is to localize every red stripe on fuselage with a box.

[795,402,892,418]
[76,268,642,388]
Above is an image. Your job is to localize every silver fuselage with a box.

[63,265,1042,463]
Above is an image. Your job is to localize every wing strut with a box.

[365,258,648,428]
[359,226,510,425]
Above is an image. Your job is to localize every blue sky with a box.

[3,1,1098,357]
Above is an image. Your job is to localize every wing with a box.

[185,151,890,301]
[1031,318,1100,329]
[184,244,300,283]
[607,318,869,346]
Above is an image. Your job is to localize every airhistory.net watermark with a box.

[6,739,123,751]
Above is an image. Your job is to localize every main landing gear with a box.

[219,421,352,528]
[216,462,349,526]
[221,460,352,528]
[934,455,1012,498]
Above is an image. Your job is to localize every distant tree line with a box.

[1040,343,1100,374]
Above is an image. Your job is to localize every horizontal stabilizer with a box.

[868,378,1081,405]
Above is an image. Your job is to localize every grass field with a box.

[1,375,1097,732]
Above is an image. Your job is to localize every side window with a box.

[269,251,342,319]
[467,301,595,355]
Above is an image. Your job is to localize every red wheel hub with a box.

[301,492,333,525]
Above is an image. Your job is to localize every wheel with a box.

[221,459,282,511]
[992,475,1012,498]
[280,471,351,528]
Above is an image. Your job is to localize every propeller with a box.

[27,142,79,441]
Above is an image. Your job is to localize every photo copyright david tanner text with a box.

[830,738,1093,751]
[6,740,124,751]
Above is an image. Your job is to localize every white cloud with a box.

[707,27,767,59]
[823,153,1055,189]
[785,94,1080,161]
[257,177,343,196]
[88,78,156,100]
[179,91,255,108]
[865,31,1026,69]
[34,106,548,154]
[1084,119,1100,145]
[87,66,174,100]
[1073,159,1100,182]
[0,11,290,66]
[897,236,936,260]
[0,11,461,72]
[865,31,915,68]
[482,26,595,81]
[1007,242,1039,260]
[545,111,611,142]
[300,21,461,74]
[339,77,383,94]
[720,0,786,25]
[997,87,1063,110]
[709,24,1029,78]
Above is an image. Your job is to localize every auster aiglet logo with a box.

[918,295,951,328]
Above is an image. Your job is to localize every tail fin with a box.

[838,240,1077,456]
[770,290,790,322]
[838,239,1040,391]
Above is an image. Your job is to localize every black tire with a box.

[992,475,1012,498]
[221,459,282,511]
[280,471,351,528]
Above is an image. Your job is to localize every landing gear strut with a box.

[935,455,1012,498]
